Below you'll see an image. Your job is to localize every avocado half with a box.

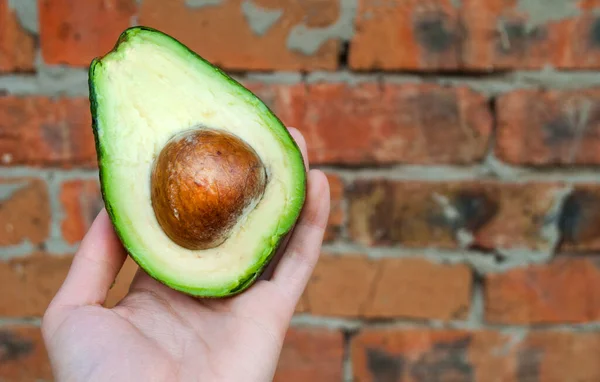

[88,27,307,298]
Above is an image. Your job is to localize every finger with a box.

[287,127,309,170]
[50,209,127,309]
[269,170,330,307]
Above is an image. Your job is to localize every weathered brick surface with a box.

[351,0,600,71]
[0,253,72,317]
[0,326,53,381]
[294,83,491,165]
[304,255,471,320]
[352,328,600,382]
[139,0,340,71]
[243,82,492,165]
[60,179,103,244]
[39,0,136,66]
[497,89,600,166]
[0,0,35,72]
[348,180,564,251]
[460,0,600,70]
[350,0,462,70]
[353,329,511,382]
[0,96,96,167]
[274,328,344,382]
[0,178,50,246]
[485,257,600,324]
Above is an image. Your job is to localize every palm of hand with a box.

[42,129,330,382]
[49,282,288,381]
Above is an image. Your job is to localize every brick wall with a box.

[3,0,600,381]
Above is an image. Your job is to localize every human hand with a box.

[41,128,330,382]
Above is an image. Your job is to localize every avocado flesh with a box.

[89,27,307,297]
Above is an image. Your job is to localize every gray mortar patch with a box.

[185,0,223,8]
[492,330,527,356]
[483,152,523,180]
[0,241,36,260]
[7,0,38,34]
[539,185,574,254]
[287,0,357,55]
[0,76,39,95]
[36,55,90,96]
[450,0,462,8]
[435,68,600,96]
[244,72,302,84]
[306,71,379,85]
[242,0,283,36]
[513,68,600,90]
[516,0,581,31]
[0,317,41,327]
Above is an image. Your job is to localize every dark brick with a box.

[353,329,600,382]
[39,0,136,66]
[348,180,562,251]
[0,326,52,381]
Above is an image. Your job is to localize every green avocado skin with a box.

[88,26,307,298]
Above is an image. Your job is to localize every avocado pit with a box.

[150,128,267,250]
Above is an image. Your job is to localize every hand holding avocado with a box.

[42,128,330,382]
[41,28,331,381]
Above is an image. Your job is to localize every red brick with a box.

[139,0,339,71]
[241,82,306,129]
[350,0,462,70]
[521,331,600,381]
[39,0,136,66]
[294,83,491,165]
[352,328,600,382]
[242,82,491,165]
[351,0,600,71]
[0,178,50,246]
[348,180,563,251]
[304,255,471,320]
[60,179,103,244]
[304,254,377,317]
[485,257,600,324]
[274,328,344,382]
[0,253,72,317]
[0,96,96,167]
[0,326,53,381]
[0,0,35,72]
[324,173,344,241]
[558,185,600,252]
[497,88,600,166]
